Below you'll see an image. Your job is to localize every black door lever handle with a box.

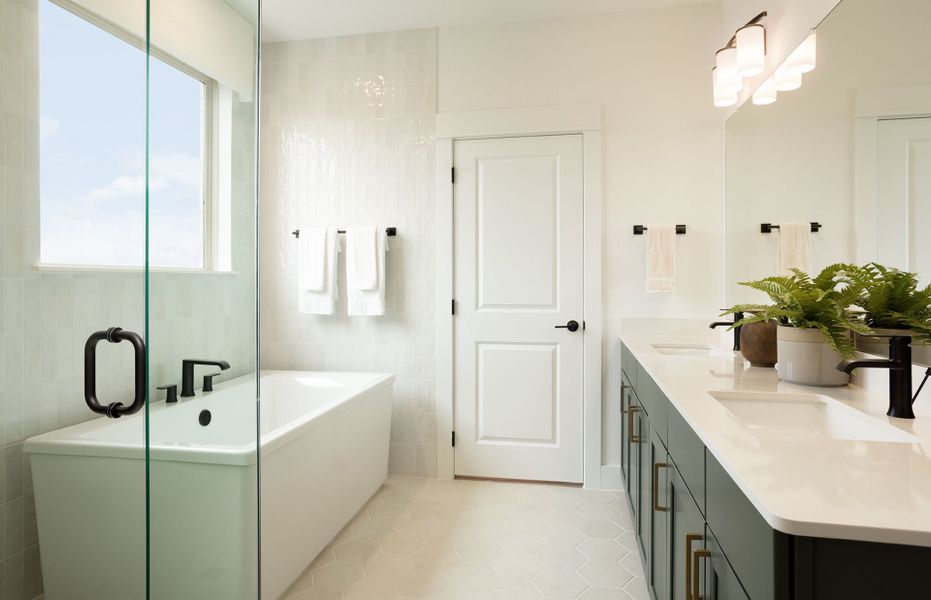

[555,320,580,332]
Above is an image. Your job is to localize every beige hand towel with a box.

[778,223,812,275]
[346,226,378,291]
[298,227,327,292]
[347,229,387,316]
[646,225,676,293]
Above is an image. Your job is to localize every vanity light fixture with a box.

[712,11,767,107]
[785,31,817,74]
[773,65,802,91]
[751,77,778,105]
[712,69,738,107]
[736,23,766,77]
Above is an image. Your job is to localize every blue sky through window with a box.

[40,0,205,268]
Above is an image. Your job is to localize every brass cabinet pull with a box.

[628,406,641,442]
[685,533,703,600]
[652,463,669,512]
[693,548,711,600]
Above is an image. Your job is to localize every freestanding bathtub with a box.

[24,370,394,600]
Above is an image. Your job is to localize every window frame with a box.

[39,0,222,272]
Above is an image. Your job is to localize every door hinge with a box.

[451,167,456,184]
[451,431,456,447]
[451,299,456,315]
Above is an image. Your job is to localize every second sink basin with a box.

[709,391,916,444]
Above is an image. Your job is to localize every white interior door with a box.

[453,134,584,483]
[876,116,931,283]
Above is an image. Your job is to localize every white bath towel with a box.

[298,227,327,292]
[346,226,378,291]
[778,223,812,275]
[645,225,676,294]
[347,228,387,316]
[298,228,339,315]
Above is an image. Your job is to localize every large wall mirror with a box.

[725,0,931,359]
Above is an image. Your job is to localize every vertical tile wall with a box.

[259,30,438,476]
[0,1,257,597]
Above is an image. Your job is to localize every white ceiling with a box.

[248,0,716,42]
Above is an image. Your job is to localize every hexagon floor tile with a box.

[279,476,648,600]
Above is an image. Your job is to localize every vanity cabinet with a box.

[620,341,931,600]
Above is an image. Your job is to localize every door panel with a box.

[650,429,669,600]
[705,530,750,600]
[669,466,706,600]
[638,411,652,562]
[453,135,584,483]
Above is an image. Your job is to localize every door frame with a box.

[434,104,604,487]
[853,84,931,263]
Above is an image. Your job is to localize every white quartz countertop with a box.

[621,327,931,548]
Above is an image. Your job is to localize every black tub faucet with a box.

[710,311,743,351]
[180,359,231,397]
[837,335,914,419]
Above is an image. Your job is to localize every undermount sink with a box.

[709,391,916,444]
[652,343,721,357]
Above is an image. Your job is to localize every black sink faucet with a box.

[710,311,743,351]
[180,359,231,398]
[837,336,914,419]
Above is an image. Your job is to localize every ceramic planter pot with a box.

[739,321,778,367]
[776,325,849,387]
[855,328,931,366]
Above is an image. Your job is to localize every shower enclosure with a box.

[1,0,261,597]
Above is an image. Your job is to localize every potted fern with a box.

[722,264,869,386]
[852,263,931,365]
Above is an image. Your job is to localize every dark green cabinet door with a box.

[637,410,652,564]
[629,402,642,526]
[621,382,631,496]
[703,529,750,600]
[668,466,705,600]
[649,427,669,600]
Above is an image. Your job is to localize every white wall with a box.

[436,5,726,473]
[259,30,439,476]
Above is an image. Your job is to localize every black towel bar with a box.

[293,227,397,238]
[633,225,687,235]
[760,222,821,233]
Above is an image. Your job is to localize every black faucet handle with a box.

[157,384,178,404]
[203,372,223,393]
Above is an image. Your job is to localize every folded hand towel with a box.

[346,226,378,291]
[298,228,339,315]
[645,225,676,294]
[347,228,387,316]
[298,227,327,292]
[778,223,812,275]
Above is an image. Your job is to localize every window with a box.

[39,0,210,269]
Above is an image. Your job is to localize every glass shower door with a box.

[145,1,261,598]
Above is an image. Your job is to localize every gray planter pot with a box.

[776,326,849,387]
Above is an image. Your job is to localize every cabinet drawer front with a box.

[706,452,775,600]
[667,405,705,515]
[635,367,668,444]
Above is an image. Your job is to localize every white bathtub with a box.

[24,370,394,600]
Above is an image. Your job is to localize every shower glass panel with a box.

[146,0,260,598]
[15,0,148,598]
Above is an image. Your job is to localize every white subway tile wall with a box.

[0,1,258,596]
[259,30,438,476]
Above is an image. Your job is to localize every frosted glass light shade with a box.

[786,32,817,74]
[715,47,742,93]
[774,65,802,91]
[736,24,766,77]
[752,77,778,105]
[712,69,738,107]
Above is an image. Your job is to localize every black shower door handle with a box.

[84,327,146,418]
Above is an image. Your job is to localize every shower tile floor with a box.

[280,476,649,600]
